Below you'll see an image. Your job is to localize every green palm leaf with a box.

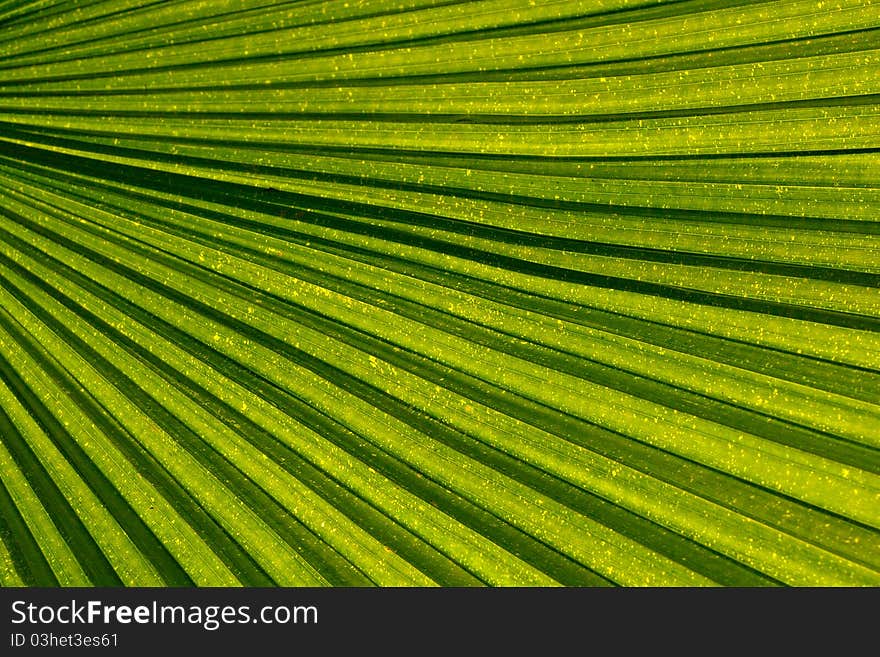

[0,0,878,587]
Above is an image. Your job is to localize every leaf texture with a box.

[0,0,878,587]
